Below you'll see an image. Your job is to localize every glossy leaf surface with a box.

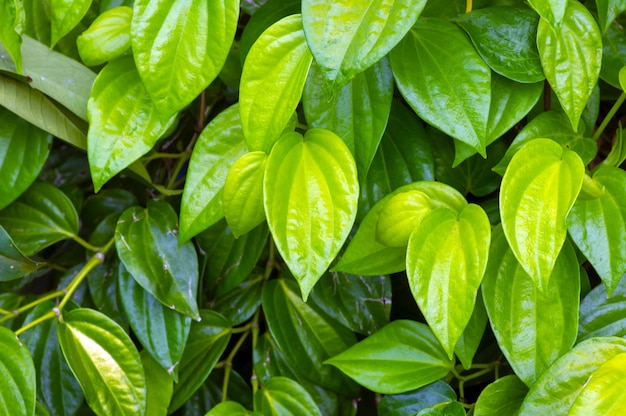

[142,351,173,416]
[0,223,42,281]
[578,276,626,341]
[254,377,322,416]
[77,6,132,66]
[528,0,566,27]
[0,0,24,73]
[596,0,626,33]
[378,381,456,416]
[474,375,527,416]
[50,0,92,47]
[0,326,36,416]
[454,292,488,370]
[376,190,433,247]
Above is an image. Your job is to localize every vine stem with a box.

[451,362,498,400]
[250,308,261,395]
[0,290,64,324]
[222,330,250,403]
[593,92,626,141]
[466,0,472,13]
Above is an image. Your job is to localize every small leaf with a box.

[0,326,36,416]
[206,401,251,416]
[0,0,24,73]
[378,381,457,416]
[263,129,358,299]
[77,6,132,66]
[528,0,567,27]
[578,275,626,341]
[376,190,434,247]
[50,0,92,47]
[568,353,626,415]
[115,200,200,319]
[0,223,42,281]
[474,376,528,416]
[254,377,322,416]
[595,0,626,33]
[325,320,454,394]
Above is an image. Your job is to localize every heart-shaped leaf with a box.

[0,326,36,416]
[77,6,132,66]
[376,190,434,247]
[50,0,92,47]
[254,377,322,416]
[474,376,528,416]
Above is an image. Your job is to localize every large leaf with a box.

[0,0,24,73]
[0,326,36,416]
[264,129,358,299]
[378,381,456,416]
[303,57,393,181]
[482,225,580,386]
[301,0,426,87]
[473,376,528,416]
[131,0,239,117]
[115,200,200,320]
[254,377,322,416]
[499,138,584,290]
[179,104,249,243]
[578,275,626,341]
[239,14,312,153]
[537,1,602,131]
[325,320,454,394]
[77,6,132,66]
[57,308,146,416]
[407,204,491,357]
[141,351,173,416]
[391,18,491,157]
[87,56,174,191]
[50,0,92,47]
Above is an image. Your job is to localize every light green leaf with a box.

[57,308,146,416]
[578,275,626,341]
[115,200,200,320]
[302,0,426,87]
[499,138,584,290]
[0,224,41,281]
[0,326,36,416]
[325,320,454,394]
[568,353,626,415]
[180,104,249,243]
[474,376,528,416]
[482,225,580,386]
[50,0,92,47]
[407,204,491,357]
[87,56,174,191]
[240,14,312,153]
[141,351,173,416]
[454,291,488,370]
[537,1,602,131]
[0,0,24,73]
[223,151,267,238]
[391,18,491,157]
[131,0,239,117]
[596,0,626,33]
[206,401,251,416]
[600,123,626,169]
[77,6,132,66]
[528,0,566,27]
[254,377,322,416]
[375,190,434,247]
[264,129,358,299]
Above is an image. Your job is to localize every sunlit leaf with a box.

[50,0,92,47]
[254,377,322,416]
[474,376,527,416]
[77,6,132,66]
[0,326,36,416]
[0,0,24,73]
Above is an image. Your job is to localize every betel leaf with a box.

[0,326,36,416]
[77,6,132,66]
[482,225,580,386]
[179,104,248,243]
[141,350,173,416]
[376,190,434,247]
[131,0,239,117]
[568,167,626,296]
[254,377,322,416]
[0,0,24,73]
[50,0,92,47]
[454,291,488,370]
[239,14,312,153]
[378,381,457,416]
[0,181,79,256]
[223,151,267,238]
[303,57,394,181]
[205,401,251,416]
[57,308,146,416]
[473,375,528,416]
[499,138,584,290]
[263,129,358,299]
[213,276,263,326]
[334,181,466,276]
[600,23,626,89]
[528,0,567,28]
[0,223,42,281]
[596,0,626,34]
[578,275,626,341]
[325,320,454,394]
[518,337,626,415]
[115,200,200,320]
[301,0,426,87]
[537,1,602,131]
[87,56,174,191]
[391,18,491,157]
[457,7,543,83]
[118,263,192,380]
[407,204,491,357]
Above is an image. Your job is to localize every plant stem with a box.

[250,309,261,395]
[15,310,57,336]
[593,92,626,141]
[71,234,102,252]
[0,290,64,324]
[466,0,472,13]
[222,330,250,403]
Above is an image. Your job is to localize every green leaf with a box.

[254,377,322,416]
[518,336,626,415]
[131,0,239,117]
[223,151,267,238]
[457,7,543,83]
[302,0,426,87]
[454,291,488,370]
[482,225,580,386]
[50,0,92,47]
[180,104,249,243]
[528,0,566,27]
[0,0,24,73]
[264,129,358,299]
[376,190,434,247]
[378,381,456,416]
[57,308,146,416]
[391,18,491,157]
[0,326,36,416]
[87,56,174,191]
[407,204,491,357]
[303,57,393,181]
[537,1,602,131]
[499,138,584,290]
[213,276,263,326]
[325,320,454,394]
[596,0,626,34]
[0,181,79,256]
[141,350,173,416]
[600,23,626,89]
[334,181,466,276]
[568,167,626,296]
[118,263,192,380]
[169,310,232,413]
[206,401,251,416]
[578,275,626,341]
[77,6,132,66]
[474,376,528,416]
[262,279,358,395]
[115,200,200,320]
[0,223,42,281]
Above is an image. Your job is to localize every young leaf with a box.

[0,0,24,73]
[240,14,312,152]
[50,0,92,47]
[378,381,457,416]
[57,308,146,416]
[406,204,491,357]
[254,377,322,416]
[179,104,249,243]
[473,376,528,416]
[376,190,434,247]
[578,275,626,341]
[301,0,427,87]
[77,6,132,66]
[325,320,454,394]
[391,18,491,157]
[537,1,602,131]
[131,0,239,117]
[115,200,200,320]
[141,351,173,416]
[528,0,567,27]
[499,138,584,290]
[206,401,251,416]
[568,353,626,415]
[263,129,358,299]
[0,326,36,416]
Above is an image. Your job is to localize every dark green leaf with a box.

[596,0,626,33]
[0,326,36,416]
[212,276,263,326]
[454,291,488,370]
[474,375,527,416]
[0,223,42,281]
[254,377,322,416]
[600,23,626,89]
[578,275,626,341]
[378,381,456,416]
[141,350,173,416]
